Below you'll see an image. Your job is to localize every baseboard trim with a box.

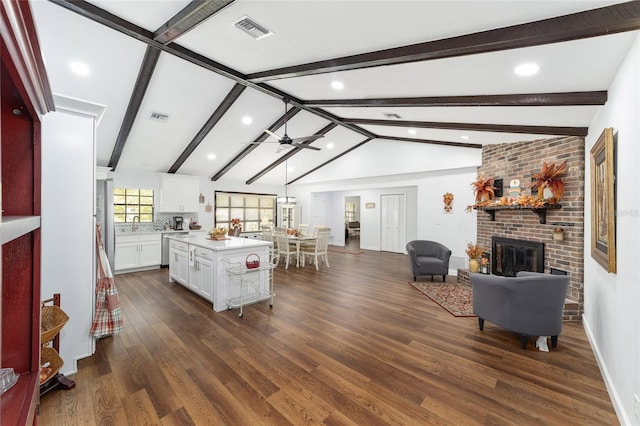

[582,314,629,425]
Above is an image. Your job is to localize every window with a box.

[114,188,154,223]
[345,202,357,222]
[215,191,276,232]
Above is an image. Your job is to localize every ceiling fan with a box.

[256,99,324,153]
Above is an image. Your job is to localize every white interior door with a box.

[380,194,406,253]
[311,194,328,228]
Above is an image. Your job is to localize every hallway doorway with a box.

[345,196,360,250]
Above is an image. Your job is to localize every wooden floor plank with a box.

[39,241,618,425]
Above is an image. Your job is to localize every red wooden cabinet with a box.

[1,1,54,424]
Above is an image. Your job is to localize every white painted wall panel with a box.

[41,107,96,374]
[583,34,640,425]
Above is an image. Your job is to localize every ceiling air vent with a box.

[150,112,169,123]
[231,15,273,40]
[383,113,402,119]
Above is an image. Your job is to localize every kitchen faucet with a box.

[132,215,140,232]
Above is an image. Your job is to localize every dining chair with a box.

[301,228,331,270]
[275,233,296,269]
[298,223,309,235]
[262,226,276,254]
[312,224,324,235]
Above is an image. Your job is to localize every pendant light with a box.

[277,159,296,204]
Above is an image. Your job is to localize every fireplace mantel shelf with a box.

[475,204,561,224]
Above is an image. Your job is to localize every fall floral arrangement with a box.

[465,242,486,259]
[465,161,568,212]
[208,227,227,239]
[471,176,495,203]
[230,218,241,228]
[530,160,567,202]
[287,228,302,237]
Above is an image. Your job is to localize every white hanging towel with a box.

[189,245,196,267]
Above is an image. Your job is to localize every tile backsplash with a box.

[115,212,199,233]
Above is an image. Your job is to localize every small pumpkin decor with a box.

[530,160,567,203]
[471,176,495,204]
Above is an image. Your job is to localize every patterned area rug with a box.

[409,281,476,317]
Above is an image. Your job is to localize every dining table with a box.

[287,234,316,267]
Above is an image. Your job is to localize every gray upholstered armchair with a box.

[406,240,451,282]
[471,271,570,349]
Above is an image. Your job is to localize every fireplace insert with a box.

[491,237,544,276]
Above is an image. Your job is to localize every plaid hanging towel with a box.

[90,225,124,338]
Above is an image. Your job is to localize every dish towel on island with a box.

[189,246,195,267]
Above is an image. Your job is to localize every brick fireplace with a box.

[474,136,585,321]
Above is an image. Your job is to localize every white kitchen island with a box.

[165,234,273,313]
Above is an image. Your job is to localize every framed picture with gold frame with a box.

[590,127,616,273]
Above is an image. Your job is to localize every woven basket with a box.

[41,305,69,344]
[40,346,63,384]
[245,253,260,269]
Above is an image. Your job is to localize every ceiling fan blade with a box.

[290,134,325,143]
[264,129,282,141]
[292,143,321,151]
[242,141,279,145]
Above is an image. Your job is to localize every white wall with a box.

[583,34,640,425]
[291,166,479,272]
[41,108,97,375]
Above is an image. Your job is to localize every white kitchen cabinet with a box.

[278,204,301,229]
[169,240,189,286]
[114,236,139,270]
[160,175,199,212]
[115,233,162,273]
[139,236,162,267]
[188,246,214,301]
[165,235,272,312]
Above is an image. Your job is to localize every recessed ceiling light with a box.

[241,116,252,125]
[514,62,540,76]
[408,129,417,135]
[207,153,216,160]
[326,142,334,149]
[69,61,90,77]
[461,135,470,140]
[331,81,344,90]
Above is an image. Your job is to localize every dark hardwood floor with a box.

[40,238,618,425]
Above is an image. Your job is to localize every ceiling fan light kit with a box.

[276,196,297,204]
[255,99,324,153]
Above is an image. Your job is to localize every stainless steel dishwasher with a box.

[161,231,188,267]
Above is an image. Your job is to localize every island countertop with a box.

[164,234,271,251]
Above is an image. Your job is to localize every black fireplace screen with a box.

[491,237,544,276]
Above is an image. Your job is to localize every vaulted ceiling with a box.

[30,0,640,186]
